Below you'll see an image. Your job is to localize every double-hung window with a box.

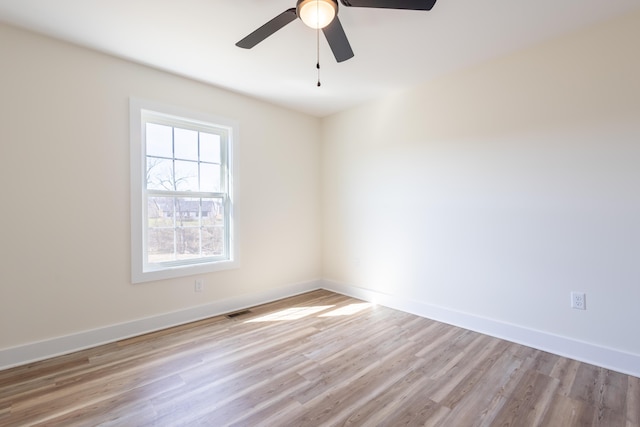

[130,99,238,283]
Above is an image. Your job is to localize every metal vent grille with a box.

[226,309,252,319]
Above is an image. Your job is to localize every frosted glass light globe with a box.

[298,0,337,29]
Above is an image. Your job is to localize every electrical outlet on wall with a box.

[571,291,586,310]
[195,279,204,293]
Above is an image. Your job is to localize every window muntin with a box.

[131,99,237,283]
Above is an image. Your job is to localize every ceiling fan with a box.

[236,0,438,63]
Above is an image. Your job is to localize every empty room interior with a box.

[1,0,639,425]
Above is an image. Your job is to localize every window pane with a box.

[176,227,200,260]
[174,160,199,192]
[200,132,221,163]
[146,158,174,190]
[147,228,175,263]
[202,199,224,226]
[146,123,173,158]
[147,197,175,263]
[202,227,224,256]
[174,128,198,161]
[148,197,174,227]
[200,163,221,192]
[174,197,200,223]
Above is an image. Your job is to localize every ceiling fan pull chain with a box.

[316,23,321,87]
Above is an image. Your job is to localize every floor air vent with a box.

[226,309,252,319]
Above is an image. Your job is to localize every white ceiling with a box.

[1,0,639,117]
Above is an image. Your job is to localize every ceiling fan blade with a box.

[322,17,354,63]
[236,8,298,49]
[339,0,436,10]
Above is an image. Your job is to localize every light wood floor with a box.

[1,290,638,426]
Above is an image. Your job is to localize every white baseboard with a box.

[0,280,321,371]
[321,279,640,378]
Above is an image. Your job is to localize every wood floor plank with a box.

[540,394,594,426]
[600,369,629,415]
[317,340,432,426]
[628,376,640,426]
[552,357,583,397]
[32,375,182,427]
[432,345,533,427]
[0,290,637,426]
[490,369,559,426]
[338,368,439,426]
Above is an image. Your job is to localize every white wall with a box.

[321,11,640,369]
[0,24,321,356]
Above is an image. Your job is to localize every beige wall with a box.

[321,11,640,355]
[0,24,321,350]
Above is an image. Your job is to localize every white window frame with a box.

[130,98,239,283]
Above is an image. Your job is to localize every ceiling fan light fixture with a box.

[297,0,337,29]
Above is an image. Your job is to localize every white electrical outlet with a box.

[195,279,204,293]
[571,292,586,310]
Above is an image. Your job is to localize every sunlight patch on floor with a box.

[319,303,372,317]
[245,305,335,322]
